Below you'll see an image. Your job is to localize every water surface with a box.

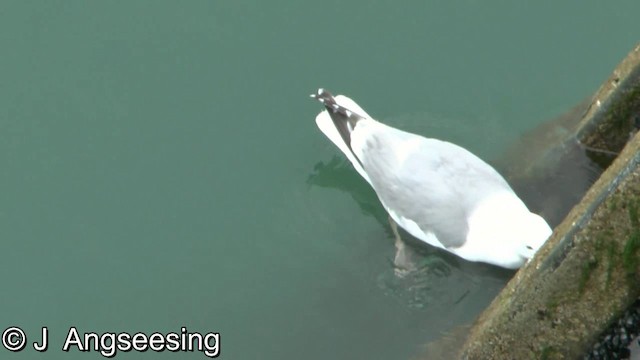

[1,1,639,359]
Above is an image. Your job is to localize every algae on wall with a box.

[578,44,640,156]
[462,131,640,360]
[460,44,640,359]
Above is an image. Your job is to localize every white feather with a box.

[313,91,552,269]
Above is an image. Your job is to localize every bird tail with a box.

[311,88,371,183]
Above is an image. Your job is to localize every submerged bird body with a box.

[312,89,552,269]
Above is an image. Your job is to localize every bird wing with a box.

[313,91,374,184]
[359,130,512,249]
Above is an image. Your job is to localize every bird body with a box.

[312,89,552,269]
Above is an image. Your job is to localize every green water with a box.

[1,1,638,359]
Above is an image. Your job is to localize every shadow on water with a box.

[502,140,605,228]
[497,99,610,228]
[306,155,389,237]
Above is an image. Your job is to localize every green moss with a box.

[589,82,640,152]
[607,83,640,132]
[546,295,560,313]
[592,232,617,290]
[629,201,639,227]
[622,230,640,276]
[578,257,599,294]
[539,345,558,360]
[606,241,616,290]
[623,201,640,277]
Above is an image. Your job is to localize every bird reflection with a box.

[307,155,390,237]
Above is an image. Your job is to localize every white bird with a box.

[311,88,552,269]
